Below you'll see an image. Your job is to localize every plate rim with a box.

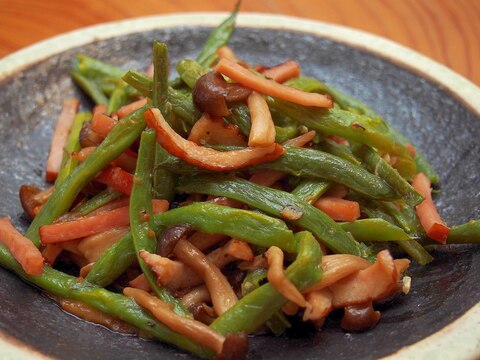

[0,12,478,360]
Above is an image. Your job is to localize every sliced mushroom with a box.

[193,71,251,117]
[341,301,381,332]
[19,185,42,220]
[156,224,194,257]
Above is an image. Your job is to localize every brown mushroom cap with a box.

[193,71,251,117]
[156,224,194,257]
[341,302,381,332]
[19,185,42,220]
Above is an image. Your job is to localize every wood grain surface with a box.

[0,0,479,85]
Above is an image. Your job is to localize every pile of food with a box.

[0,5,478,359]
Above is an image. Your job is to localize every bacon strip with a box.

[46,99,79,182]
[262,60,301,83]
[215,58,332,108]
[412,172,449,243]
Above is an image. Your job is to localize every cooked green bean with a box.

[241,268,291,335]
[447,220,480,244]
[152,41,169,112]
[226,103,251,136]
[107,83,128,114]
[122,70,201,125]
[255,147,398,200]
[72,190,122,216]
[339,219,411,242]
[353,144,423,206]
[398,240,433,265]
[74,55,125,79]
[291,178,331,204]
[55,112,91,186]
[354,197,433,264]
[319,139,362,166]
[275,125,298,143]
[177,59,208,88]
[130,130,190,316]
[267,97,410,158]
[286,76,438,182]
[195,2,239,67]
[177,175,371,258]
[122,70,153,98]
[151,41,177,201]
[70,71,108,105]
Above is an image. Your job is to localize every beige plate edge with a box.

[0,12,479,360]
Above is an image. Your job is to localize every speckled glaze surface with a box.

[0,15,479,360]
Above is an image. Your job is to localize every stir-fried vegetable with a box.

[0,5,478,360]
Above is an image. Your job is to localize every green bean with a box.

[339,219,411,242]
[85,232,136,287]
[72,190,122,216]
[210,231,322,335]
[226,103,251,136]
[0,245,209,358]
[241,269,291,335]
[155,202,297,252]
[286,76,438,182]
[122,71,201,125]
[357,199,397,224]
[130,130,190,316]
[176,59,208,88]
[107,83,128,114]
[256,147,397,200]
[87,202,297,286]
[55,112,91,186]
[177,175,371,258]
[319,139,362,166]
[71,71,108,105]
[153,146,175,201]
[275,125,298,143]
[195,2,239,67]
[398,240,433,265]
[74,55,125,79]
[379,201,420,235]
[150,41,177,201]
[355,197,433,264]
[447,220,480,244]
[168,88,200,126]
[98,80,116,96]
[26,105,150,247]
[122,70,153,98]
[412,150,439,183]
[152,41,169,112]
[267,97,415,178]
[353,145,423,206]
[291,178,331,204]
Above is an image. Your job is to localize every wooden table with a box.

[1,0,479,86]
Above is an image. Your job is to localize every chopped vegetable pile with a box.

[1,4,479,359]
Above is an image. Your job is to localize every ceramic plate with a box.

[0,13,479,360]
